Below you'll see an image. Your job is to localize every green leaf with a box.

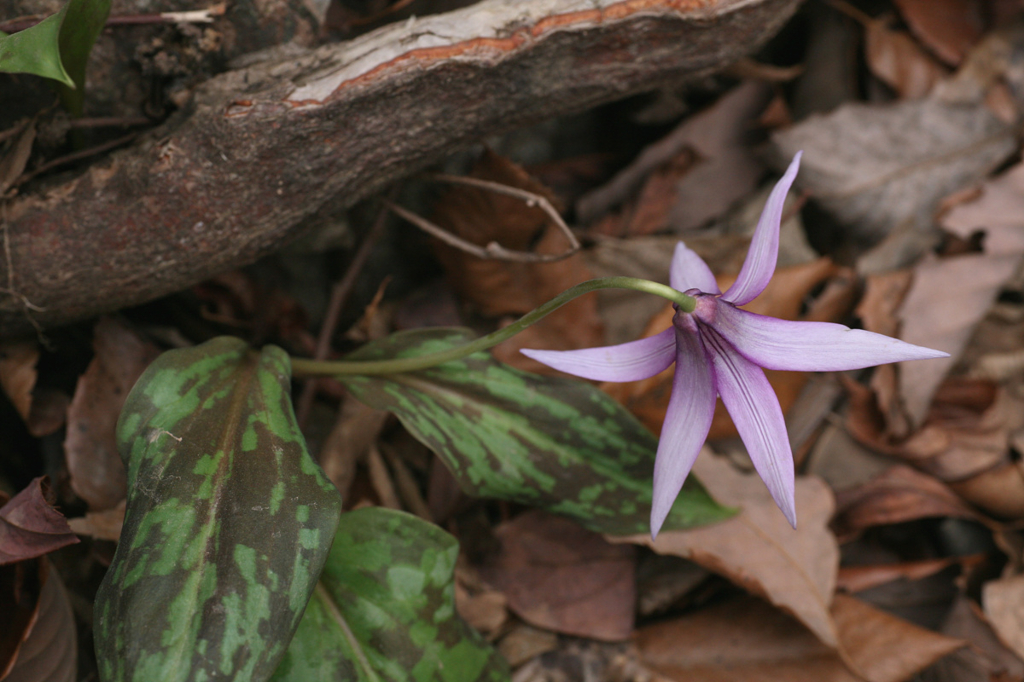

[0,0,112,114]
[0,8,73,86]
[94,337,342,682]
[271,507,509,682]
[339,329,734,536]
[56,0,112,115]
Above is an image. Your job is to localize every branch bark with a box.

[1,0,802,337]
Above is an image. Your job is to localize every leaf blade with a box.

[94,337,342,682]
[339,329,733,536]
[272,507,508,682]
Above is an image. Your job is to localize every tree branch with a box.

[0,0,802,337]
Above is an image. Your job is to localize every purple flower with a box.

[522,153,948,537]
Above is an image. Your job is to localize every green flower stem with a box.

[290,277,694,377]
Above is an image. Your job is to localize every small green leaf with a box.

[94,337,342,682]
[57,0,112,115]
[339,329,734,535]
[0,0,112,114]
[272,507,509,682]
[0,8,74,86]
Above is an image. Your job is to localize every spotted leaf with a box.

[340,329,732,535]
[94,337,342,682]
[271,507,508,682]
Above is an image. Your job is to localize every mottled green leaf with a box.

[94,337,342,682]
[0,0,112,114]
[272,507,509,682]
[340,329,733,535]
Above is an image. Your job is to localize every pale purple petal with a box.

[722,152,802,306]
[650,327,717,538]
[710,304,949,371]
[700,325,796,527]
[521,328,675,382]
[670,242,720,294]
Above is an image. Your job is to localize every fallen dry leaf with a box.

[635,593,963,682]
[892,0,986,65]
[65,317,160,510]
[928,594,1024,682]
[480,510,635,642]
[617,451,840,649]
[317,396,390,501]
[832,465,982,541]
[576,81,771,230]
[897,251,1022,428]
[1,560,76,682]
[0,478,78,566]
[0,341,38,423]
[865,17,948,99]
[66,502,126,543]
[772,37,1016,254]
[983,573,1024,662]
[837,557,961,594]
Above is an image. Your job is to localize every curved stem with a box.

[290,277,693,377]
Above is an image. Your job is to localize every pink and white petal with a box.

[701,326,796,527]
[711,304,949,371]
[722,152,802,306]
[520,328,675,382]
[650,328,717,538]
[670,242,720,294]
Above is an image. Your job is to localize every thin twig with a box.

[69,116,153,130]
[295,192,395,427]
[15,132,137,186]
[386,172,580,263]
[346,0,418,26]
[0,3,225,32]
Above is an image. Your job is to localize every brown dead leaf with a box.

[771,32,1016,253]
[865,18,948,99]
[617,451,840,649]
[576,82,771,230]
[897,251,1022,429]
[928,594,1024,682]
[0,342,38,423]
[430,151,603,372]
[480,510,635,642]
[0,478,78,566]
[0,120,36,196]
[635,593,963,682]
[833,465,982,540]
[892,0,986,66]
[65,317,160,510]
[983,574,1024,662]
[317,396,389,501]
[66,502,125,542]
[837,557,961,594]
[1,560,76,682]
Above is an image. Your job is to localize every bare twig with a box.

[295,193,395,427]
[69,116,153,130]
[15,133,137,186]
[0,3,225,32]
[386,173,580,263]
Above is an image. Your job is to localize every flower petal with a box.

[650,326,717,538]
[722,152,802,306]
[701,325,796,527]
[710,304,949,371]
[520,328,675,382]
[670,242,720,294]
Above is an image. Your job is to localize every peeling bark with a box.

[1,0,802,337]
